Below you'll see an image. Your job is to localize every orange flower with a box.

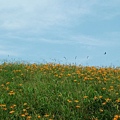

[9,110,15,114]
[38,115,41,118]
[76,105,80,108]
[8,91,15,95]
[21,114,25,117]
[114,115,119,118]
[3,108,7,110]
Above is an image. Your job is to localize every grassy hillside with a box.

[0,62,120,120]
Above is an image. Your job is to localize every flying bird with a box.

[63,57,66,59]
[104,52,106,55]
[75,56,77,59]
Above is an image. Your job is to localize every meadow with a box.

[0,62,120,120]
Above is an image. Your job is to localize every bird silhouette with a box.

[75,56,77,59]
[64,57,66,59]
[104,52,106,55]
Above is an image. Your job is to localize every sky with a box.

[0,0,120,67]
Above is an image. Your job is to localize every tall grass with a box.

[0,62,120,120]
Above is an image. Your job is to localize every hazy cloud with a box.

[0,0,98,31]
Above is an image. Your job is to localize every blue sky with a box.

[0,0,120,66]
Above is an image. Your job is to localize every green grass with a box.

[0,62,120,120]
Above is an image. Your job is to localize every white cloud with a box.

[0,0,97,31]
[0,0,120,31]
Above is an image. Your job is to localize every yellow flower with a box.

[25,112,28,116]
[27,116,31,119]
[74,100,79,103]
[21,114,25,117]
[9,110,15,114]
[74,80,77,82]
[6,82,10,85]
[67,73,71,76]
[21,73,24,76]
[58,93,62,96]
[44,114,49,117]
[0,104,6,107]
[99,108,103,112]
[13,104,16,107]
[76,105,80,108]
[94,96,97,100]
[83,96,88,99]
[6,87,9,90]
[116,99,120,103]
[102,102,106,105]
[10,106,14,109]
[19,84,23,86]
[84,77,88,81]
[23,109,27,112]
[102,87,106,90]
[23,103,27,106]
[1,84,4,87]
[67,99,72,103]
[99,96,103,99]
[8,91,15,95]
[105,98,111,102]
[110,86,114,89]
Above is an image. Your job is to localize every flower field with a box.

[0,62,120,120]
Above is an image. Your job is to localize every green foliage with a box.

[0,62,120,120]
